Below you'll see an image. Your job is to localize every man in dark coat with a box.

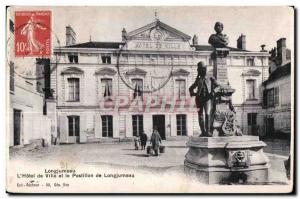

[140,131,148,150]
[150,127,162,156]
[189,62,214,136]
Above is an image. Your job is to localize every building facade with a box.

[8,17,52,147]
[262,38,291,138]
[52,19,270,143]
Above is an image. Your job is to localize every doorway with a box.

[152,115,166,140]
[13,109,22,146]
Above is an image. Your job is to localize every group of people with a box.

[134,127,162,156]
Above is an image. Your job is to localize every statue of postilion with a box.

[190,22,242,137]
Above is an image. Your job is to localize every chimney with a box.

[66,25,76,46]
[237,34,246,50]
[192,35,198,45]
[277,38,286,66]
[122,28,127,41]
[269,47,277,59]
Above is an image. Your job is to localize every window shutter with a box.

[75,117,80,137]
[75,79,80,101]
[274,87,279,106]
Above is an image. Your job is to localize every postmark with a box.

[15,11,51,57]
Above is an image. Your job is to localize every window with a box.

[9,19,14,33]
[132,115,143,137]
[246,79,256,100]
[175,79,186,100]
[68,54,78,63]
[263,90,268,108]
[267,89,275,107]
[132,78,143,99]
[176,114,187,136]
[102,115,113,137]
[264,87,279,108]
[246,58,254,66]
[68,116,80,136]
[68,78,80,101]
[247,113,257,126]
[101,56,111,64]
[101,78,112,98]
[9,62,14,92]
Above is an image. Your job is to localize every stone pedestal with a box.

[184,136,270,184]
[212,48,230,86]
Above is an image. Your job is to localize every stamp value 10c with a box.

[14,10,51,57]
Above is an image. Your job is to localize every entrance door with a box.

[13,109,22,146]
[266,117,274,138]
[152,115,166,140]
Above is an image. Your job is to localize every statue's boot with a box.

[198,114,207,137]
[205,114,212,137]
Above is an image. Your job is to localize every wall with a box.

[53,48,270,141]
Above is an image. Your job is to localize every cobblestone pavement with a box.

[262,138,291,157]
[9,138,291,185]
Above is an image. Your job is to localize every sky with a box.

[13,6,294,52]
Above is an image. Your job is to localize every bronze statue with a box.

[189,62,217,137]
[189,62,242,137]
[208,22,229,48]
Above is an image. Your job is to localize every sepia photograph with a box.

[5,6,294,193]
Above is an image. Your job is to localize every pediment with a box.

[242,69,261,76]
[172,69,190,76]
[125,68,147,76]
[95,67,117,76]
[126,20,191,42]
[61,67,84,75]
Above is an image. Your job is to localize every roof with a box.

[263,62,291,85]
[191,45,249,52]
[65,41,125,49]
[65,41,250,52]
[126,20,191,40]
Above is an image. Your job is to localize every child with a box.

[134,136,140,150]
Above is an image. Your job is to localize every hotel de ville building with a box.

[51,18,270,144]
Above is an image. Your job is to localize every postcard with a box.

[6,6,294,193]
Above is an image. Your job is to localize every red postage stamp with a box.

[14,11,51,57]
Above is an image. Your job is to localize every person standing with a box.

[150,127,162,156]
[140,131,148,150]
